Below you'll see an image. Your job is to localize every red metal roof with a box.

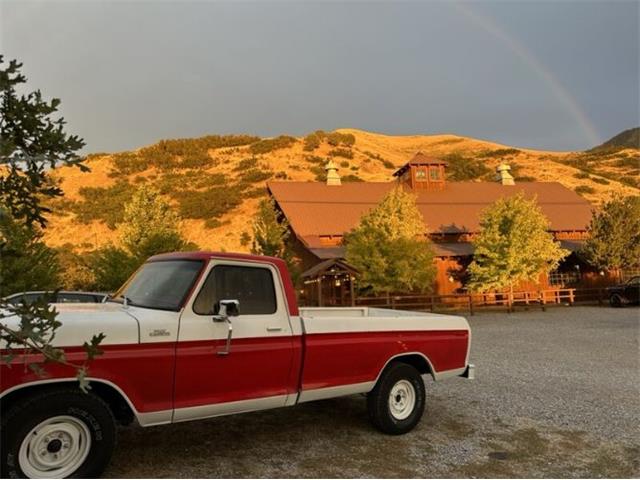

[268,180,593,243]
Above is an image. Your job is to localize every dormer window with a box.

[392,152,447,190]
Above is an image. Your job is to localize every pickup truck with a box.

[1,251,473,478]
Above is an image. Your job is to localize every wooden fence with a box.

[354,287,614,315]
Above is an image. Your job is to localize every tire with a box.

[1,387,116,479]
[367,362,425,435]
[609,294,623,308]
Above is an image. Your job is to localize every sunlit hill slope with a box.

[46,128,639,253]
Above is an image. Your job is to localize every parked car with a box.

[0,251,473,478]
[607,276,640,307]
[3,291,108,305]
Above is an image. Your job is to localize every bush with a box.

[573,171,590,179]
[303,133,322,151]
[274,171,288,179]
[575,185,596,195]
[249,135,297,154]
[514,176,535,182]
[620,175,640,188]
[443,153,490,181]
[382,159,395,169]
[175,186,244,220]
[310,165,326,182]
[339,160,350,168]
[592,177,610,185]
[89,246,139,292]
[234,157,259,171]
[614,156,640,168]
[477,148,521,158]
[71,180,134,228]
[342,174,363,182]
[328,148,353,159]
[326,132,355,147]
[305,155,325,165]
[181,151,215,169]
[238,169,273,184]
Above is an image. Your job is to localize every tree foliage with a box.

[345,187,436,295]
[0,211,60,296]
[90,186,197,291]
[467,193,568,293]
[0,56,101,388]
[251,198,290,258]
[581,196,640,271]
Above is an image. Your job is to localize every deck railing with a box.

[352,287,614,315]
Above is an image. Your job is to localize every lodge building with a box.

[267,153,596,306]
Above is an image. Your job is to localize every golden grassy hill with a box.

[45,128,639,253]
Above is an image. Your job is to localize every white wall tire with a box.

[367,362,425,435]
[1,387,116,479]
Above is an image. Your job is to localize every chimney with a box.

[325,159,341,186]
[496,163,515,186]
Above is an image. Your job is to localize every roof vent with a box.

[325,159,341,186]
[496,163,515,186]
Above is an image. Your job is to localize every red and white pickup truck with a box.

[1,252,473,478]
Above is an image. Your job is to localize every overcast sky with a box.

[1,0,638,153]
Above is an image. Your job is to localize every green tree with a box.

[345,187,436,295]
[467,193,568,302]
[0,56,101,387]
[0,211,59,296]
[251,198,290,257]
[581,195,640,276]
[89,186,196,291]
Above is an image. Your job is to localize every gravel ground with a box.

[106,306,639,478]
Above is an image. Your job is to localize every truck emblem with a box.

[149,329,170,337]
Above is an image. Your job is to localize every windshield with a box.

[111,260,204,311]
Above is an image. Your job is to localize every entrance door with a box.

[173,259,295,422]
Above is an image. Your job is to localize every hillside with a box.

[591,127,640,151]
[45,128,639,253]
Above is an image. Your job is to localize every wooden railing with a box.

[353,287,613,315]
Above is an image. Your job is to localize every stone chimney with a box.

[496,163,515,186]
[325,159,341,186]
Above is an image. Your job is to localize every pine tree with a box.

[345,187,436,295]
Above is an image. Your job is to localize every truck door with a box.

[173,259,295,421]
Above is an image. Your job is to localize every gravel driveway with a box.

[106,306,639,478]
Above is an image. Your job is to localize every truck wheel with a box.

[367,362,425,435]
[609,294,623,307]
[1,387,116,479]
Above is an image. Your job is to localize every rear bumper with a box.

[460,363,475,380]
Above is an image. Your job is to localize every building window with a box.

[548,271,580,286]
[414,168,427,181]
[429,167,441,181]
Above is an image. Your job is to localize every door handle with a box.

[266,326,283,332]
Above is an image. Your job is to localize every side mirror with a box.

[217,299,240,318]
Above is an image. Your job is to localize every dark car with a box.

[607,276,640,307]
[3,291,108,306]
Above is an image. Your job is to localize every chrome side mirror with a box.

[212,299,239,355]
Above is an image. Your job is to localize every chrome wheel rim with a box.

[18,415,91,479]
[388,379,416,420]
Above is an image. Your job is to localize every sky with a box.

[1,0,638,153]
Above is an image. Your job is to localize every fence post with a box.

[468,294,474,316]
[391,296,396,310]
[429,295,435,312]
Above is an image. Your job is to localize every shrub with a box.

[592,177,610,185]
[303,133,322,151]
[110,152,149,176]
[310,165,326,182]
[573,171,590,179]
[175,186,243,220]
[249,135,297,154]
[575,185,596,195]
[339,161,350,168]
[613,156,640,169]
[514,176,535,182]
[234,157,259,171]
[274,171,288,180]
[326,132,355,147]
[328,148,353,159]
[620,176,640,188]
[477,148,521,158]
[382,159,395,169]
[443,153,490,181]
[305,155,325,165]
[72,180,134,228]
[342,174,363,182]
[181,151,215,169]
[239,169,273,184]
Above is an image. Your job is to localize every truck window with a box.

[193,265,277,315]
